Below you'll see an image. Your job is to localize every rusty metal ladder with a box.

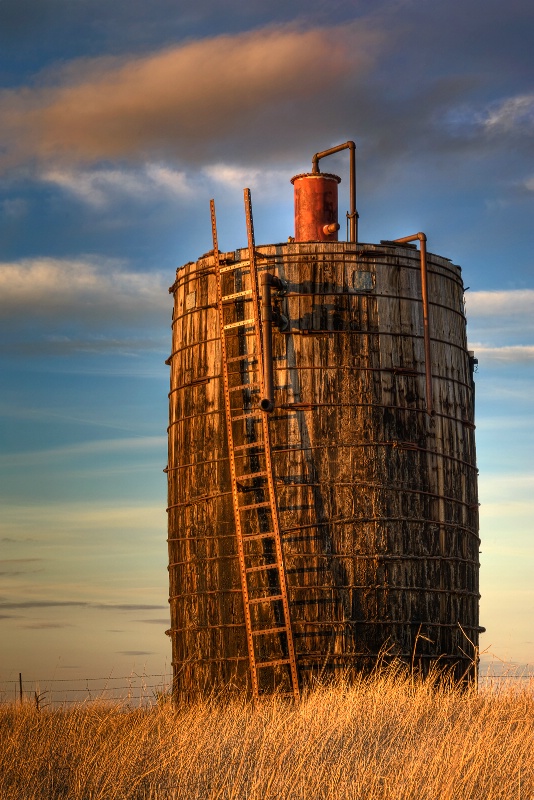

[210,190,299,700]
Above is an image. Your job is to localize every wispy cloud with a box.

[465,290,534,358]
[21,622,73,629]
[0,570,44,577]
[468,345,534,363]
[6,335,168,358]
[42,168,148,208]
[0,558,45,577]
[465,289,534,316]
[483,94,534,136]
[0,599,166,611]
[145,164,191,196]
[0,23,384,171]
[1,502,165,535]
[2,198,27,219]
[42,163,192,208]
[117,650,155,656]
[0,436,165,467]
[202,163,289,197]
[0,537,38,544]
[441,93,534,144]
[95,604,166,612]
[480,472,534,501]
[0,258,170,332]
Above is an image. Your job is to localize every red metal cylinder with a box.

[291,172,341,242]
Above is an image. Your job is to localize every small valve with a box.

[323,223,340,235]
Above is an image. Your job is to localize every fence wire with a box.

[0,668,532,707]
[0,673,172,707]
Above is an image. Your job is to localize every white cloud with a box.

[0,257,171,326]
[42,168,142,207]
[465,290,534,358]
[203,164,263,191]
[483,94,534,135]
[441,94,534,143]
[42,163,192,207]
[465,289,534,317]
[202,163,291,200]
[468,344,534,363]
[145,164,190,196]
[40,162,294,210]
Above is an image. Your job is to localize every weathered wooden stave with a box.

[167,241,480,695]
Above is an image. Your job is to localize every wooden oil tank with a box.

[166,145,481,697]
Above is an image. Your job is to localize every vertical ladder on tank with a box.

[211,190,299,701]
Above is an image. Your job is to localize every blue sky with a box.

[1,0,533,687]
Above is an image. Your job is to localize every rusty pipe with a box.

[393,233,433,416]
[312,141,357,243]
[260,273,283,413]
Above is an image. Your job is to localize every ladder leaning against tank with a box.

[210,190,300,700]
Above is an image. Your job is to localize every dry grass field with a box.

[1,664,532,800]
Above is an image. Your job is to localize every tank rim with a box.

[291,172,341,184]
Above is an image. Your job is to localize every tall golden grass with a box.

[1,664,532,800]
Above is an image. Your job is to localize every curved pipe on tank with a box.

[394,233,433,416]
[260,272,284,413]
[312,141,358,243]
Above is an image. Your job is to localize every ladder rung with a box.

[233,441,264,451]
[256,658,291,669]
[226,354,258,364]
[222,289,253,302]
[223,318,255,330]
[246,562,278,574]
[228,382,260,392]
[252,626,288,637]
[219,260,250,273]
[240,501,272,512]
[237,471,268,481]
[231,412,262,422]
[227,364,258,377]
[242,531,276,542]
[248,594,284,605]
